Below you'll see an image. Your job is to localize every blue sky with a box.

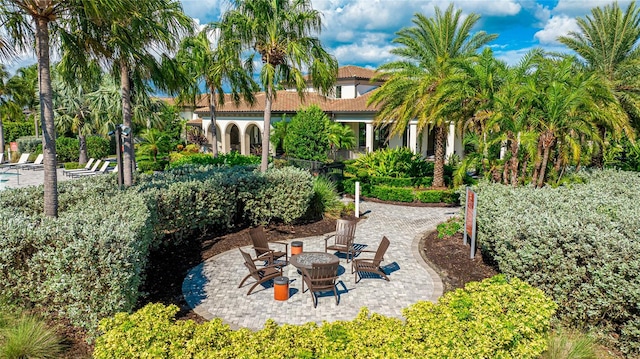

[179,0,631,68]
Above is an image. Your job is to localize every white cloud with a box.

[179,0,226,20]
[452,0,521,16]
[534,15,580,44]
[332,41,397,66]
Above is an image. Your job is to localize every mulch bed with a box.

[61,212,496,358]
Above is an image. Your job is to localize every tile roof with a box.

[194,90,380,116]
[336,65,378,80]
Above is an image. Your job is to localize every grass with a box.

[0,304,64,359]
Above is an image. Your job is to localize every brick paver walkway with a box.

[182,201,459,330]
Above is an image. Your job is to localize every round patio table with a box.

[290,252,339,271]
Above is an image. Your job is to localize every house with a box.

[177,65,464,160]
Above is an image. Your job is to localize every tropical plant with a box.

[69,0,194,187]
[137,128,170,162]
[284,105,330,161]
[326,120,356,158]
[270,118,289,155]
[176,26,256,157]
[0,0,134,217]
[218,0,338,172]
[368,4,497,188]
[559,1,640,133]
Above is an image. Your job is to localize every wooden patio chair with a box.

[249,226,289,265]
[238,248,283,295]
[324,219,357,262]
[353,236,390,283]
[301,261,340,308]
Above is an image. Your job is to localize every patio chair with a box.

[301,261,340,308]
[62,158,95,177]
[324,219,357,262]
[71,161,110,178]
[66,160,101,177]
[0,153,30,169]
[353,236,390,283]
[249,226,289,266]
[18,154,44,170]
[238,248,283,295]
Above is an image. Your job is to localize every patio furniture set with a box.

[238,219,391,307]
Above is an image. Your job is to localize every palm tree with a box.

[137,128,169,162]
[176,27,256,157]
[559,1,640,128]
[368,4,497,188]
[71,0,193,186]
[0,0,130,217]
[326,121,356,159]
[219,0,338,172]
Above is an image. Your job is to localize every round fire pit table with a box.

[290,252,339,271]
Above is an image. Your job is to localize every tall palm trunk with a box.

[531,138,544,186]
[0,119,4,161]
[120,60,133,187]
[260,86,273,172]
[509,136,520,187]
[537,131,555,188]
[208,87,218,157]
[78,131,88,164]
[35,16,58,218]
[432,124,446,188]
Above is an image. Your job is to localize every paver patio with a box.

[183,201,459,330]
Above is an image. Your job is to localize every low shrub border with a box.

[342,178,460,204]
[94,275,556,358]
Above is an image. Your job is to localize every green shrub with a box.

[86,135,111,160]
[168,152,259,169]
[368,176,433,188]
[369,185,414,202]
[436,216,463,238]
[415,190,442,203]
[283,105,329,161]
[137,159,168,173]
[243,166,314,225]
[55,136,79,162]
[350,147,433,178]
[474,169,640,355]
[306,176,341,219]
[63,162,84,170]
[16,136,41,154]
[3,121,33,143]
[94,276,555,358]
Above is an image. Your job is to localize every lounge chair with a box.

[353,236,390,283]
[249,226,289,266]
[301,261,340,308]
[18,154,44,170]
[70,161,110,178]
[66,160,100,177]
[238,248,283,295]
[62,158,95,177]
[0,153,30,169]
[324,219,357,262]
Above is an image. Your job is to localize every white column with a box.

[446,122,456,160]
[409,124,418,153]
[365,123,374,153]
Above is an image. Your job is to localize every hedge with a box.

[342,178,460,204]
[0,165,316,335]
[473,169,640,356]
[94,275,556,358]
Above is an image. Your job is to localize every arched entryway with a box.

[245,124,262,156]
[206,124,222,153]
[226,124,241,153]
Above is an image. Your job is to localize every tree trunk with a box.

[531,138,544,186]
[35,16,58,218]
[260,86,273,172]
[537,144,552,188]
[208,87,218,157]
[120,60,134,187]
[509,133,519,187]
[78,132,88,165]
[502,157,509,185]
[432,124,446,188]
[0,118,4,162]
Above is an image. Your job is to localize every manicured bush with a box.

[16,136,41,154]
[168,152,260,169]
[369,185,414,202]
[86,135,111,160]
[3,121,33,143]
[243,166,314,225]
[368,176,433,188]
[415,190,441,203]
[55,136,79,163]
[473,169,640,355]
[137,159,168,173]
[94,275,555,358]
[283,105,329,161]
